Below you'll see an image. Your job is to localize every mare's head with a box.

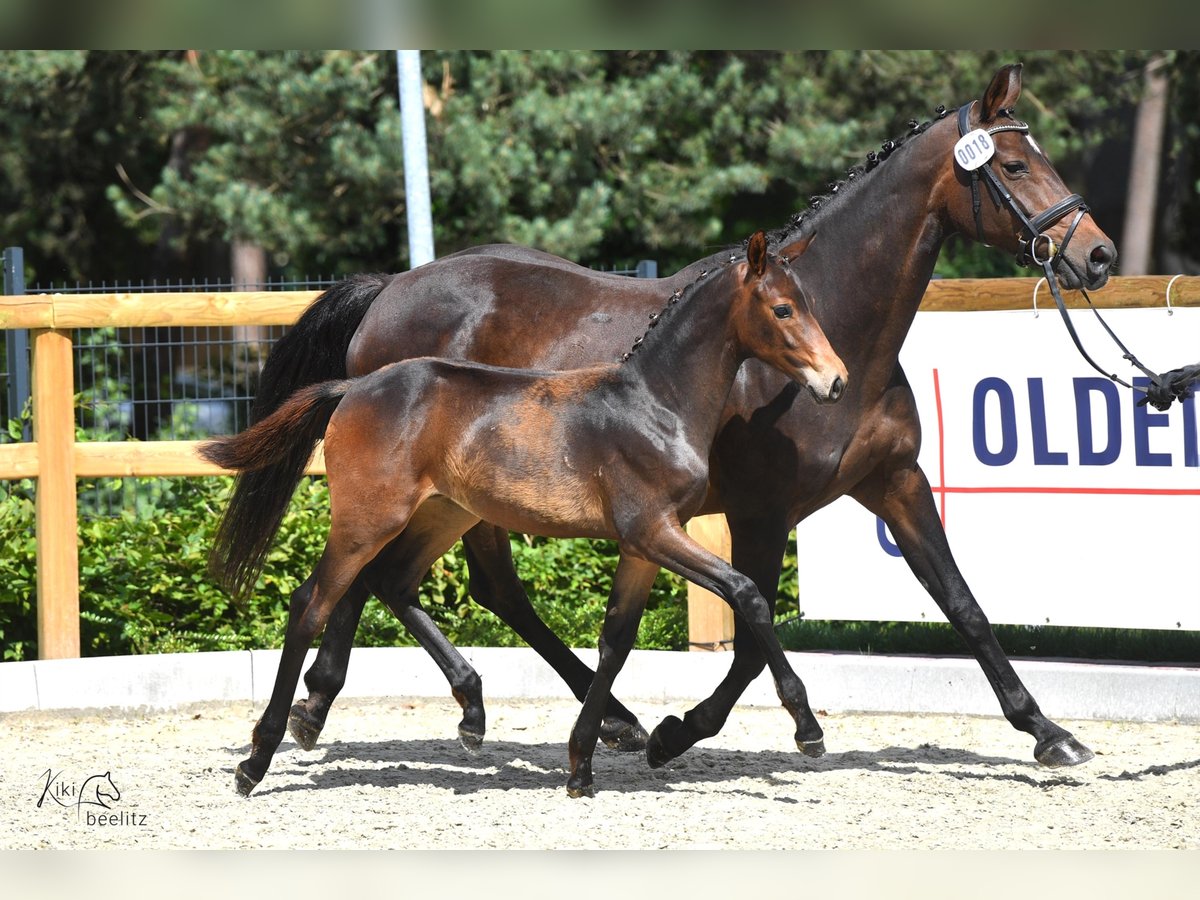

[734,230,847,403]
[939,63,1117,290]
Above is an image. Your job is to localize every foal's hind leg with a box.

[463,523,649,752]
[363,501,488,751]
[292,502,487,751]
[289,577,370,750]
[645,513,806,767]
[852,464,1093,767]
[237,520,407,796]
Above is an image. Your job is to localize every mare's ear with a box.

[779,231,816,262]
[747,230,768,278]
[980,63,1023,122]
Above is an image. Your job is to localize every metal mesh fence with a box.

[2,257,656,515]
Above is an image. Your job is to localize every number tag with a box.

[953,129,995,171]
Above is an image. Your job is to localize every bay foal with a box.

[202,231,846,797]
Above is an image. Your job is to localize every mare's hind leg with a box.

[645,513,805,768]
[566,555,660,798]
[463,523,649,751]
[852,464,1093,767]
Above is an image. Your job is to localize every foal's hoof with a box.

[234,763,262,798]
[797,738,826,759]
[600,717,650,752]
[287,703,324,752]
[458,725,485,754]
[1035,734,1095,768]
[645,715,686,769]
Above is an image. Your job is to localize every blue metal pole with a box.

[396,50,435,268]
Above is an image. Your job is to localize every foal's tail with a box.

[199,380,353,596]
[206,272,390,599]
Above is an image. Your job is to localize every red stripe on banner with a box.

[932,367,947,526]
[932,485,1200,497]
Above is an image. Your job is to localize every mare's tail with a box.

[207,273,390,598]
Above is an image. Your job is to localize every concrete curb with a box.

[2,647,1197,723]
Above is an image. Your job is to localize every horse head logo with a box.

[78,771,121,810]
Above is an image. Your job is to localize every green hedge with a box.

[4,473,1193,665]
[0,475,705,661]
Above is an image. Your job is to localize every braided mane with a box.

[620,248,791,364]
[759,103,955,249]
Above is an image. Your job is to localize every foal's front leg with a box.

[633,518,825,758]
[463,523,649,751]
[566,555,660,797]
[645,512,803,767]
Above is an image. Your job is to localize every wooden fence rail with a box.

[2,276,1197,659]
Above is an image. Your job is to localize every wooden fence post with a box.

[31,328,80,659]
[685,513,734,651]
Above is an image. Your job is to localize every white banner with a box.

[796,305,1199,630]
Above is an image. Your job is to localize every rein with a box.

[956,103,1193,412]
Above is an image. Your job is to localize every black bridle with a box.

[956,102,1193,411]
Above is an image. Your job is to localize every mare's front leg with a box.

[633,518,824,763]
[566,555,660,798]
[645,512,815,767]
[463,523,648,751]
[851,463,1094,767]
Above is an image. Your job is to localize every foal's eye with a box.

[772,304,792,319]
[1002,161,1029,176]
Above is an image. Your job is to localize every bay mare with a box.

[201,234,846,795]
[210,64,1116,773]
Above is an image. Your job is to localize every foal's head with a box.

[736,230,847,404]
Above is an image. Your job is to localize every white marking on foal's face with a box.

[1025,134,1045,158]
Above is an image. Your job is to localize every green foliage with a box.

[0,474,693,661]
[0,481,37,661]
[2,50,1179,282]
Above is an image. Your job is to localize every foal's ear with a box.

[981,63,1023,122]
[779,231,816,262]
[747,230,768,278]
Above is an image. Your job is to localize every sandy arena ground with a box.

[2,695,1197,850]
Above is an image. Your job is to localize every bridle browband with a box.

[956,102,1191,411]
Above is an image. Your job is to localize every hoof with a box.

[458,726,484,754]
[1035,734,1095,768]
[566,780,596,799]
[287,703,323,752]
[600,718,650,753]
[646,715,686,769]
[234,763,261,797]
[798,738,826,758]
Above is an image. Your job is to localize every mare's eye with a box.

[773,304,792,319]
[1002,161,1028,176]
